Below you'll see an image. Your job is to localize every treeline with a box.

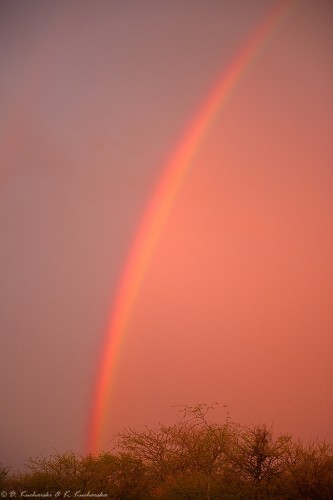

[1,404,333,499]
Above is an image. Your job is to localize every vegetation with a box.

[2,404,333,499]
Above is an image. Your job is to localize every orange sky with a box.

[0,0,332,469]
[102,0,333,447]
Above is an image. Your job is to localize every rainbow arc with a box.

[87,0,299,454]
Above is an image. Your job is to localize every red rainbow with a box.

[87,0,299,455]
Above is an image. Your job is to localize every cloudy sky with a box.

[1,0,332,470]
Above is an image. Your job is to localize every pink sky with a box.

[0,0,332,469]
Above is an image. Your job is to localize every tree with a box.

[286,440,333,499]
[227,423,293,499]
[0,464,9,489]
[10,451,150,499]
[13,452,84,495]
[4,404,333,499]
[117,404,235,499]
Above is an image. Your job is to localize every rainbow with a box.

[87,0,299,454]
